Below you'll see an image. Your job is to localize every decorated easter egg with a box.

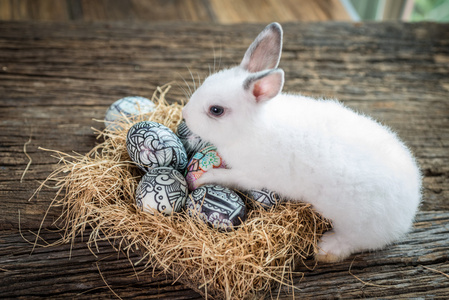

[186,185,247,231]
[185,145,226,191]
[126,121,188,172]
[247,188,282,209]
[177,121,211,159]
[105,96,155,130]
[135,167,188,215]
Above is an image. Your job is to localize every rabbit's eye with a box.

[209,105,224,117]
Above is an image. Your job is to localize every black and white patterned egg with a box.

[135,167,188,215]
[105,96,155,130]
[177,121,211,159]
[186,185,247,231]
[247,188,282,210]
[126,121,188,172]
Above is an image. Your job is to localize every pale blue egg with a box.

[105,96,155,130]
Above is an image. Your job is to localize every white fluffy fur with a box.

[182,23,421,262]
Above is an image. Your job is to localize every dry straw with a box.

[34,85,331,299]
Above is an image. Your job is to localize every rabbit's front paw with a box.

[194,169,224,189]
[194,168,258,191]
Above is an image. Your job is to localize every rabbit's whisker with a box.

[187,66,197,92]
[176,72,193,99]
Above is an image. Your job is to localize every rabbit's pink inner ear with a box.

[250,70,284,103]
[241,23,283,73]
[253,82,264,101]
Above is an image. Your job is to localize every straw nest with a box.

[36,85,331,299]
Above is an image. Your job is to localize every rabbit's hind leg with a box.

[315,230,354,263]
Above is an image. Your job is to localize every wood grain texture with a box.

[0,21,448,298]
[208,0,350,23]
[1,213,448,299]
[0,0,350,23]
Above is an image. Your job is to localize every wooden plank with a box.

[0,212,447,298]
[277,211,449,299]
[66,0,83,21]
[0,229,203,299]
[0,21,448,298]
[126,0,214,23]
[0,0,12,20]
[209,0,351,23]
[3,0,69,21]
[0,0,350,22]
[32,0,69,21]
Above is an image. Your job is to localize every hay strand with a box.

[33,85,330,299]
[20,132,33,183]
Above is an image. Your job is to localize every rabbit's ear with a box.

[240,23,283,73]
[244,69,284,103]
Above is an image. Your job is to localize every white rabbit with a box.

[182,23,421,263]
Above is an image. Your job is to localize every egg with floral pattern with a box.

[126,121,188,172]
[105,96,155,130]
[135,167,188,215]
[185,145,226,191]
[186,185,247,231]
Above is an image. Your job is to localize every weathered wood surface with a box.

[0,21,448,298]
[0,0,350,23]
